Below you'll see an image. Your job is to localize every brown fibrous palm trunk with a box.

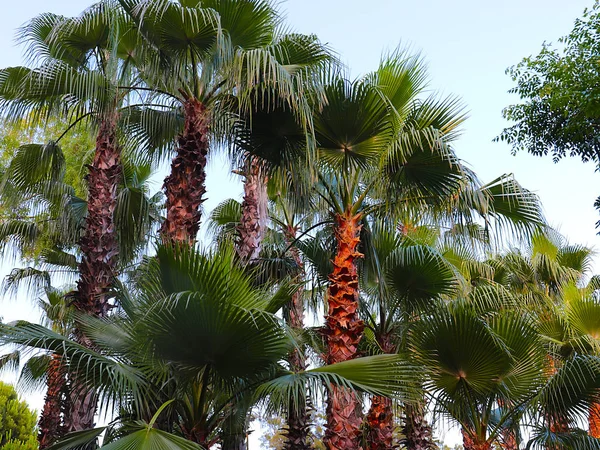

[282,225,310,450]
[160,98,209,245]
[56,114,122,442]
[590,403,600,438]
[462,428,492,450]
[401,402,436,450]
[501,431,518,450]
[236,157,268,262]
[75,114,121,318]
[38,353,66,449]
[365,334,395,450]
[65,114,122,435]
[323,210,365,450]
[66,114,121,432]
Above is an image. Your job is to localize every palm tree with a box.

[532,279,600,439]
[305,49,530,447]
[230,41,331,263]
[490,231,600,439]
[33,289,73,449]
[0,2,165,432]
[0,287,74,449]
[213,96,319,447]
[207,187,322,449]
[118,0,328,248]
[527,354,600,450]
[0,129,161,445]
[412,301,546,450]
[359,222,459,450]
[0,243,415,450]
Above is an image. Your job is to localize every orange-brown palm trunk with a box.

[237,157,268,262]
[283,225,310,450]
[365,334,395,450]
[365,396,393,450]
[38,354,66,449]
[501,430,518,450]
[161,98,209,245]
[590,403,600,438]
[462,429,492,450]
[323,210,365,450]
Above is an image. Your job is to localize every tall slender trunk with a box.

[590,403,600,438]
[283,226,310,450]
[38,354,66,449]
[75,114,121,318]
[161,98,209,245]
[237,157,268,262]
[365,334,395,450]
[462,429,492,450]
[66,114,122,435]
[323,210,365,450]
[401,402,435,450]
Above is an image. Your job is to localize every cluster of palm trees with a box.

[0,1,599,450]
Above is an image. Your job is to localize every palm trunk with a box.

[75,114,121,318]
[365,396,393,450]
[501,431,518,450]
[64,114,122,436]
[402,402,435,450]
[283,226,310,450]
[66,114,121,435]
[365,334,395,450]
[237,157,268,262]
[323,210,365,450]
[161,98,209,245]
[38,354,66,449]
[63,373,98,435]
[462,429,492,450]
[590,403,600,438]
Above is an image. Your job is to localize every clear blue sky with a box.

[0,0,596,252]
[0,0,597,445]
[280,0,600,254]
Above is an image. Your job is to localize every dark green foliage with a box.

[498,3,600,231]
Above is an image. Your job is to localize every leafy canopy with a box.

[0,381,38,448]
[498,3,600,231]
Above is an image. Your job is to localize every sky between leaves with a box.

[0,0,597,446]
